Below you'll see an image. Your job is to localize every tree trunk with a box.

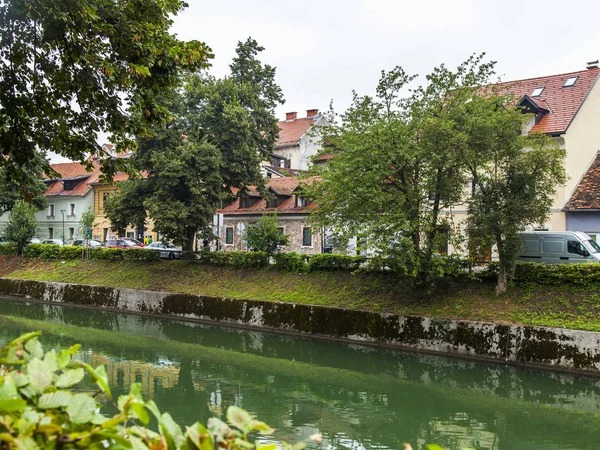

[184,228,196,252]
[496,258,508,295]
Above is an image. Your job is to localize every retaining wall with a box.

[1,278,600,373]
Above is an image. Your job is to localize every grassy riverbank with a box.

[2,255,600,332]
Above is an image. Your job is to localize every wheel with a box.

[168,252,174,260]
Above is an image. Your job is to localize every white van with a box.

[517,231,600,264]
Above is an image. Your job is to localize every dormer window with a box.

[296,196,310,207]
[63,179,77,190]
[240,197,251,208]
[563,76,578,87]
[531,87,544,97]
[267,197,278,208]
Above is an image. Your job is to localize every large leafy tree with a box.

[0,156,47,214]
[309,56,493,280]
[244,213,290,257]
[108,38,284,250]
[0,0,212,185]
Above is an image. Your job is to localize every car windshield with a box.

[586,239,600,254]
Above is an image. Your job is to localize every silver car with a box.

[144,242,183,259]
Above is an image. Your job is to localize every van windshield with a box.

[586,239,600,254]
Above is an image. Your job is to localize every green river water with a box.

[1,297,599,450]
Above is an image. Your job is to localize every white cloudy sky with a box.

[51,0,600,162]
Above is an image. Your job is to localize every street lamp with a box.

[60,210,66,244]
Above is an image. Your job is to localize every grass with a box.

[4,255,600,332]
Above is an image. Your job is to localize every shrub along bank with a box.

[2,254,600,332]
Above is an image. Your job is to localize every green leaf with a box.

[55,368,84,388]
[27,358,53,393]
[129,382,143,401]
[185,423,213,450]
[0,377,18,400]
[0,398,26,412]
[43,350,58,373]
[14,436,37,450]
[251,419,274,434]
[227,406,253,432]
[257,445,278,450]
[37,390,72,409]
[132,403,150,425]
[10,372,29,387]
[81,363,112,399]
[128,435,149,450]
[426,445,445,450]
[66,393,97,424]
[159,412,183,448]
[24,338,43,361]
[7,332,41,348]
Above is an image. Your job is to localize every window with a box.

[531,87,544,97]
[568,240,587,256]
[225,227,234,245]
[103,228,109,242]
[102,192,111,209]
[48,228,54,239]
[48,204,55,217]
[278,227,285,236]
[63,179,77,190]
[267,197,278,208]
[302,227,312,247]
[296,196,310,207]
[240,197,255,208]
[563,76,578,87]
[69,228,74,240]
[126,231,134,239]
[68,203,76,216]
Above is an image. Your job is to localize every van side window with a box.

[567,240,586,256]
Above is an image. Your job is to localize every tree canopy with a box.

[3,199,38,255]
[106,38,285,250]
[243,213,290,257]
[0,0,213,186]
[309,54,566,291]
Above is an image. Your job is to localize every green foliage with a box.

[0,332,305,449]
[274,252,307,272]
[123,248,161,262]
[199,251,269,269]
[511,262,600,288]
[308,254,364,272]
[4,200,38,255]
[243,214,290,257]
[0,153,47,214]
[0,0,212,185]
[109,38,284,250]
[90,248,124,261]
[78,208,96,237]
[0,243,17,256]
[104,181,149,234]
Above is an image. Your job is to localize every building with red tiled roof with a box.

[216,177,323,254]
[475,62,600,237]
[270,109,329,171]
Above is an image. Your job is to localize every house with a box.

[446,62,600,249]
[270,109,329,170]
[216,177,323,255]
[0,161,101,242]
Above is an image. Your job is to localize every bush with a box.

[0,332,305,449]
[90,247,124,261]
[0,243,18,256]
[274,252,307,272]
[308,253,364,272]
[59,245,85,260]
[23,243,44,257]
[198,251,269,269]
[513,262,600,287]
[123,248,160,261]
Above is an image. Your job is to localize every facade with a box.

[0,161,100,242]
[216,177,323,255]
[270,109,328,171]
[564,151,600,242]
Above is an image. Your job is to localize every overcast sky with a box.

[51,0,600,162]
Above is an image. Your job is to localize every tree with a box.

[0,0,213,186]
[104,180,149,239]
[244,214,290,257]
[0,155,47,214]
[465,111,566,294]
[308,56,493,281]
[110,38,285,250]
[4,200,38,255]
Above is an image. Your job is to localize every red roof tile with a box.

[488,68,600,134]
[218,177,320,216]
[564,152,600,210]
[44,162,101,196]
[316,152,335,161]
[277,117,317,147]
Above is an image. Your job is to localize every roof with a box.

[488,67,600,134]
[277,117,318,147]
[264,165,307,177]
[218,177,319,216]
[564,152,600,210]
[44,162,102,196]
[316,152,335,162]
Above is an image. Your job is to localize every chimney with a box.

[285,112,297,121]
[587,60,599,69]
[306,109,319,118]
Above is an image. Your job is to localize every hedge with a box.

[198,251,269,269]
[511,262,600,287]
[274,252,307,272]
[0,243,17,256]
[308,254,364,272]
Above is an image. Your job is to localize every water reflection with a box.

[0,298,598,449]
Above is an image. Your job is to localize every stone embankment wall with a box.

[1,278,600,373]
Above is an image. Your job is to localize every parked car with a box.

[0,236,7,245]
[104,239,130,249]
[121,238,145,248]
[518,231,600,264]
[72,239,103,248]
[30,238,42,244]
[41,239,67,246]
[144,242,183,260]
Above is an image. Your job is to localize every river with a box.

[0,297,599,450]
